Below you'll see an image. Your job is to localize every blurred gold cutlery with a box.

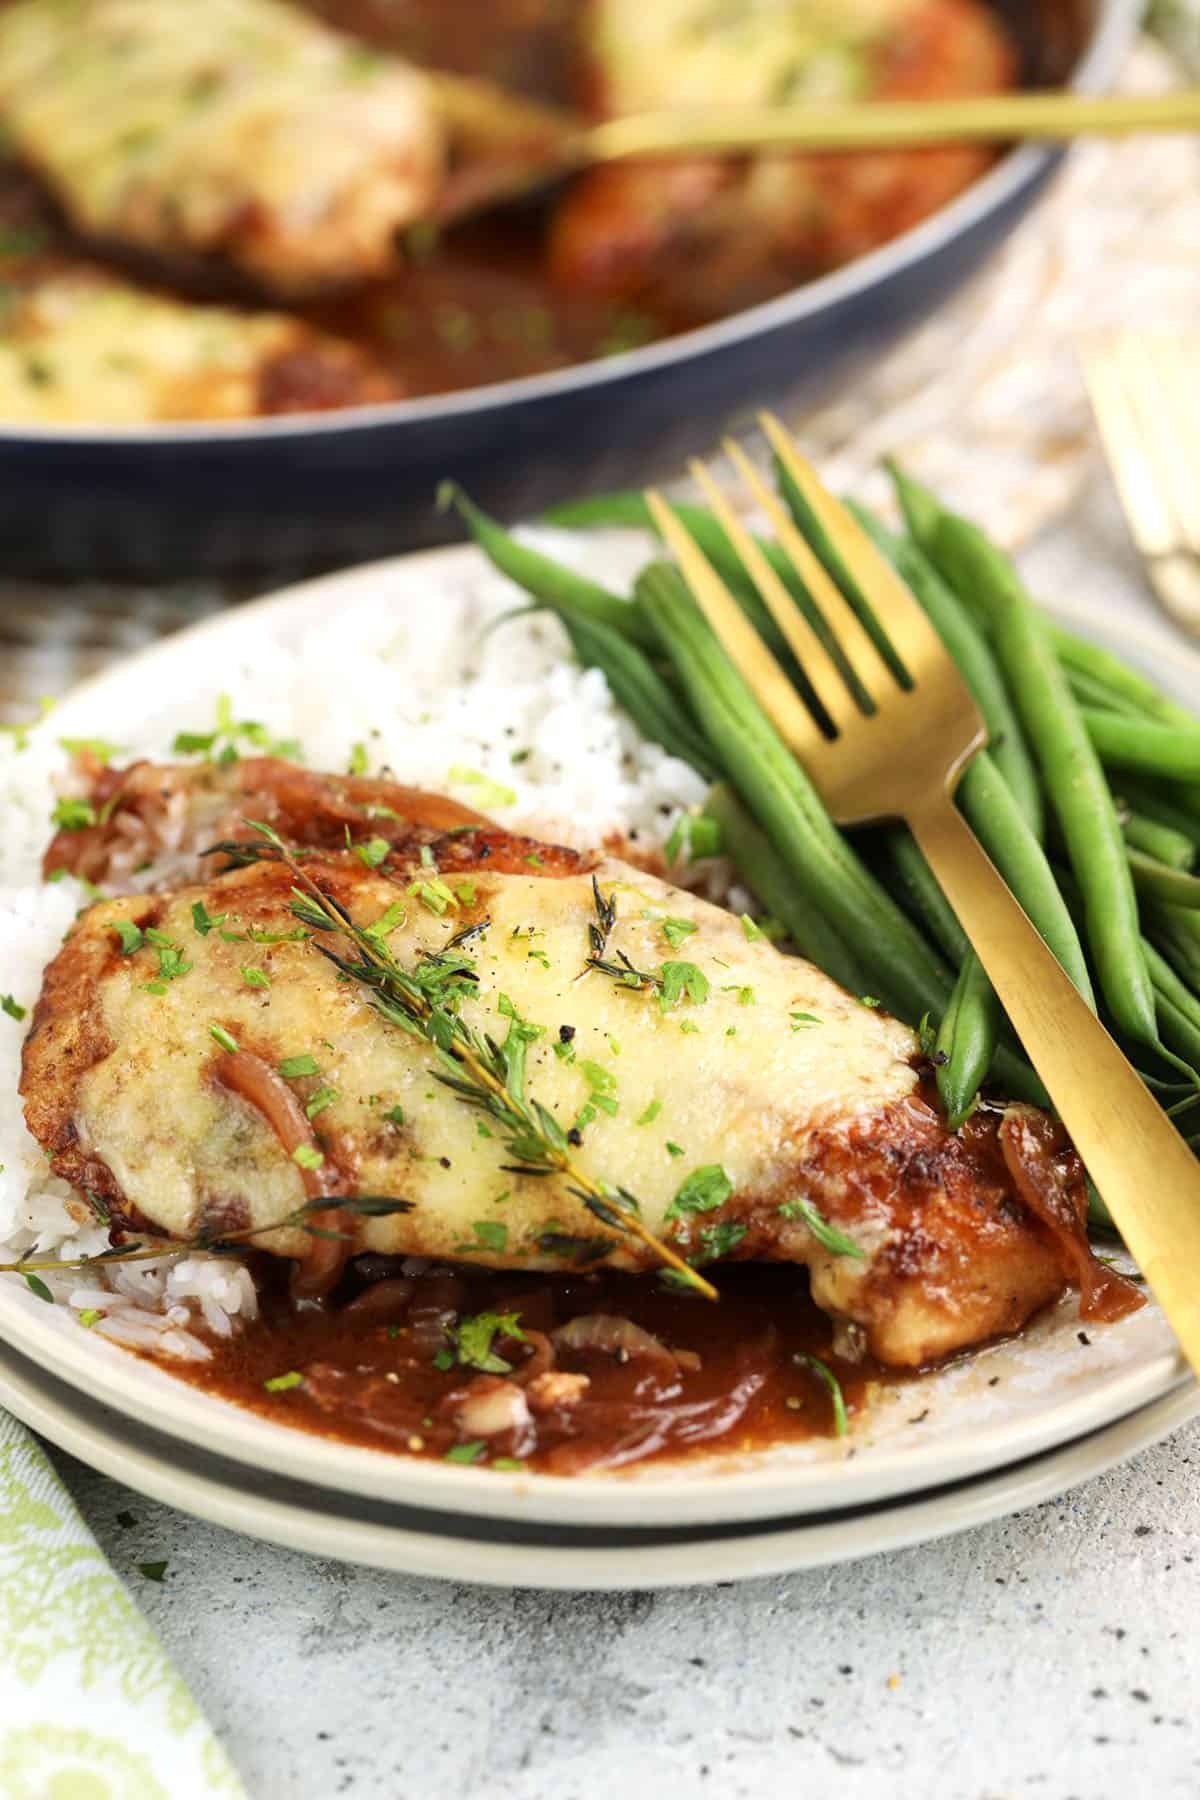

[644,417,1200,1376]
[1082,332,1200,638]
[439,87,1200,223]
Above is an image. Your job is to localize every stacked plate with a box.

[0,546,1196,1589]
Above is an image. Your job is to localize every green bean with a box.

[545,487,798,608]
[1082,709,1200,783]
[958,754,1095,1005]
[936,952,1002,1129]
[1143,936,1200,1038]
[1128,848,1200,909]
[880,826,970,964]
[1112,777,1200,847]
[1065,666,1144,716]
[1145,901,1200,993]
[1120,810,1195,871]
[885,459,944,554]
[773,456,909,687]
[1049,621,1200,728]
[702,784,865,990]
[851,502,1043,837]
[443,485,657,649]
[1153,989,1200,1075]
[635,562,956,1026]
[933,514,1159,1049]
[558,613,721,781]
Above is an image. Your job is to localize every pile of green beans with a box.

[447,465,1200,1203]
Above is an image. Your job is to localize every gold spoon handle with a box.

[910,788,1200,1375]
[581,88,1200,162]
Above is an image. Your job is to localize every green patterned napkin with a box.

[0,1412,245,1800]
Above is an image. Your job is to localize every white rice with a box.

[0,528,711,1358]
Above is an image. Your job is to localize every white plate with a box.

[1,1329,1194,1590]
[1,539,1197,1534]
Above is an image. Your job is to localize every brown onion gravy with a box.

[167,1259,888,1474]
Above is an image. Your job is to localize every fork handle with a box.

[909,789,1200,1374]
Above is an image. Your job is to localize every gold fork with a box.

[646,416,1200,1374]
[1082,332,1200,638]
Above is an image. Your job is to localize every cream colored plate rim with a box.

[0,1331,1194,1591]
[0,538,1196,1530]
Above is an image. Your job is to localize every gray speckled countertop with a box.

[48,1423,1200,1800]
[36,483,1200,1797]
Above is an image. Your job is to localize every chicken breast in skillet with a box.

[550,0,1017,316]
[0,0,553,294]
[19,757,1138,1370]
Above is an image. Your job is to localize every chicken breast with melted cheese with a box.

[22,758,1134,1368]
[0,0,541,294]
[551,0,1016,316]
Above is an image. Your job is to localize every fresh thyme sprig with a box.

[244,819,717,1299]
[0,1194,415,1280]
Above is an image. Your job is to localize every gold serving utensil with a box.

[436,87,1200,224]
[1082,332,1200,639]
[645,418,1200,1376]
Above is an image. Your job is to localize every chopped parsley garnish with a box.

[410,876,458,914]
[348,742,368,776]
[661,916,698,950]
[305,1086,338,1120]
[636,1099,662,1126]
[778,1198,865,1259]
[658,961,709,1011]
[382,1104,405,1126]
[739,914,764,942]
[140,929,191,991]
[859,995,882,1009]
[444,1441,486,1465]
[696,1220,748,1264]
[446,765,517,809]
[355,836,390,870]
[292,1144,324,1170]
[138,1561,169,1583]
[666,1164,733,1221]
[452,1308,524,1373]
[208,1023,239,1054]
[50,796,96,831]
[795,1351,848,1437]
[263,1370,304,1392]
[666,1141,685,1158]
[190,901,225,937]
[463,1221,507,1253]
[59,736,123,766]
[664,813,721,865]
[278,1054,320,1078]
[492,1458,526,1472]
[2,994,27,1021]
[78,1308,101,1328]
[171,695,303,765]
[240,965,271,990]
[22,1270,53,1303]
[790,1011,821,1030]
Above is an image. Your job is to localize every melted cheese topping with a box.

[75,858,919,1269]
[0,0,444,289]
[0,268,346,423]
[590,0,912,113]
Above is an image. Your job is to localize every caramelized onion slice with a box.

[999,1105,1143,1323]
[553,1313,677,1369]
[212,1048,350,1301]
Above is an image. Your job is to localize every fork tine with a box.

[644,489,822,760]
[685,454,858,734]
[1136,335,1200,558]
[719,432,893,702]
[1081,334,1178,557]
[759,413,953,685]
